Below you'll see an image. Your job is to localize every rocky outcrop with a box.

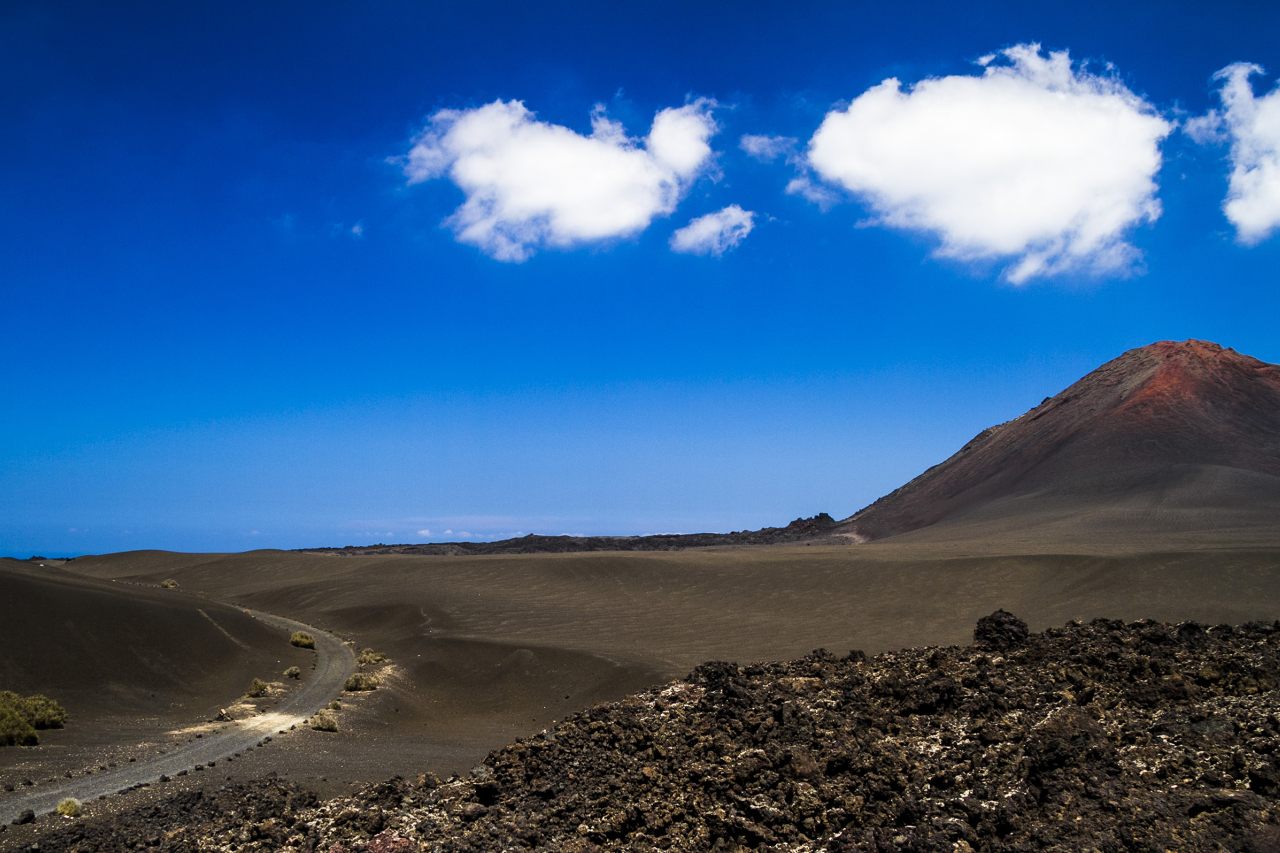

[29,614,1280,851]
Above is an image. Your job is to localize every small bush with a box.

[0,705,38,746]
[56,797,82,818]
[310,710,338,732]
[328,699,342,711]
[21,694,68,729]
[290,632,315,649]
[247,678,269,698]
[357,648,387,667]
[343,672,379,692]
[0,691,68,746]
[160,579,179,589]
[283,666,301,679]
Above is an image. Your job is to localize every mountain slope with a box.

[838,340,1280,541]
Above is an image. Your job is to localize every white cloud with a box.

[1192,63,1280,244]
[740,134,839,208]
[740,134,797,161]
[785,174,839,210]
[404,99,718,261]
[416,528,432,537]
[670,205,755,256]
[805,43,1172,283]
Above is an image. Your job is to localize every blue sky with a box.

[3,1,1279,555]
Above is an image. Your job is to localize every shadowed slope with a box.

[0,559,314,735]
[838,340,1280,541]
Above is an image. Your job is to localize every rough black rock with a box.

[28,616,1280,851]
[973,609,1030,650]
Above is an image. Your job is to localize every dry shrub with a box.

[310,710,339,732]
[344,672,379,692]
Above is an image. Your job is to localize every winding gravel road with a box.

[1,608,354,825]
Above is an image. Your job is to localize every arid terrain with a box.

[3,340,1279,849]
[33,613,1280,851]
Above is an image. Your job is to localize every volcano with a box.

[838,340,1280,542]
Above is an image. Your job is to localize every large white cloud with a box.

[670,205,755,256]
[805,44,1172,283]
[405,99,717,261]
[1191,64,1280,244]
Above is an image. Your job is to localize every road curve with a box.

[0,608,355,825]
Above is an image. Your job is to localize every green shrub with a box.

[21,694,68,729]
[290,631,315,649]
[56,797,82,817]
[283,666,301,679]
[309,710,338,732]
[328,699,341,711]
[357,648,387,667]
[0,691,67,746]
[160,579,179,589]
[343,672,379,692]
[247,678,269,698]
[0,705,38,746]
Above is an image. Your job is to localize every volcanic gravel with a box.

[24,613,1280,851]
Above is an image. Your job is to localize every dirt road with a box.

[0,609,354,825]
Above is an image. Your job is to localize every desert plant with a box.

[343,672,379,692]
[160,579,179,589]
[283,666,301,679]
[247,678,269,698]
[0,691,68,744]
[328,699,342,710]
[290,631,315,649]
[357,648,387,666]
[310,709,338,732]
[56,797,82,817]
[20,693,67,729]
[0,705,38,746]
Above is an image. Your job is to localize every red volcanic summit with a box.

[838,340,1280,542]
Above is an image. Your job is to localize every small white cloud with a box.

[1192,63,1280,244]
[785,174,839,210]
[740,134,837,207]
[416,528,432,537]
[739,134,797,161]
[670,205,755,256]
[404,99,718,260]
[350,222,365,238]
[805,43,1172,282]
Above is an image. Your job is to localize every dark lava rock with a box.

[13,809,34,825]
[304,512,842,556]
[28,617,1280,851]
[974,608,1030,649]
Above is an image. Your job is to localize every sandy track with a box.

[0,609,354,825]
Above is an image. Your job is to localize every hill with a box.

[301,514,840,556]
[837,340,1280,542]
[0,559,315,789]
